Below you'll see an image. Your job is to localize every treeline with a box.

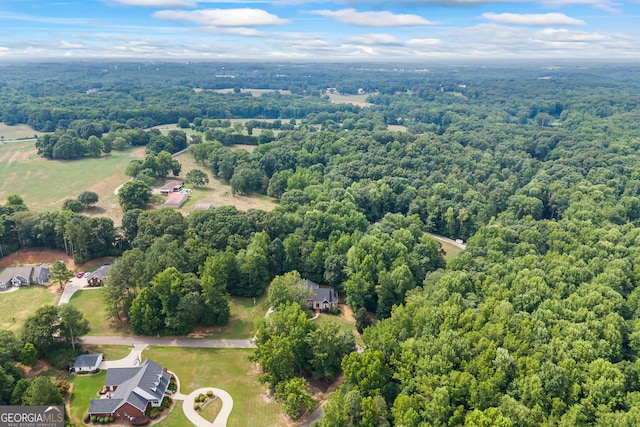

[0,196,117,264]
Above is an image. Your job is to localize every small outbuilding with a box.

[72,353,104,372]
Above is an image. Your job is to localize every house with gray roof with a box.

[305,279,339,310]
[88,359,171,422]
[72,353,103,372]
[86,264,111,286]
[0,264,50,289]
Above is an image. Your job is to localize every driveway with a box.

[99,344,147,369]
[58,277,98,305]
[178,387,234,427]
[80,335,256,349]
[99,348,234,426]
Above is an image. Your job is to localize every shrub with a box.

[161,396,172,409]
[146,407,161,419]
[206,390,214,397]
[168,378,177,392]
[197,393,206,402]
[91,416,97,423]
[194,403,201,411]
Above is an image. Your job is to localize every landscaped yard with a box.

[68,370,106,425]
[68,289,133,336]
[144,347,285,427]
[0,285,59,332]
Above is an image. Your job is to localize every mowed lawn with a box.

[68,370,106,425]
[0,286,59,332]
[69,287,267,339]
[0,139,145,219]
[68,289,133,336]
[144,347,286,427]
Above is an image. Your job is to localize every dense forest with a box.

[2,61,640,425]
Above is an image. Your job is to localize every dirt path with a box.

[429,233,467,250]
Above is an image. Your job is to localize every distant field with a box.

[0,123,44,141]
[206,88,292,97]
[0,286,59,332]
[328,92,374,107]
[0,140,145,224]
[173,150,278,213]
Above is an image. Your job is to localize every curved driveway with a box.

[176,387,234,427]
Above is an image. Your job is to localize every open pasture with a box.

[0,139,145,223]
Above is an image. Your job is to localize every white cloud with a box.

[482,12,586,26]
[109,0,196,7]
[153,8,289,26]
[343,33,403,45]
[407,38,441,47]
[59,40,86,49]
[332,0,619,12]
[199,26,265,36]
[309,8,433,27]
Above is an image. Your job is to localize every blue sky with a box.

[0,0,639,60]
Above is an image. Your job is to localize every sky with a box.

[0,0,639,61]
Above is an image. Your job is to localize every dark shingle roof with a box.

[73,353,103,369]
[305,279,338,304]
[90,359,170,415]
[86,264,111,282]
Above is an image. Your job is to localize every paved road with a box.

[99,344,147,369]
[80,335,256,348]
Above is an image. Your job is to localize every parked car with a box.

[77,272,84,278]
[83,272,91,278]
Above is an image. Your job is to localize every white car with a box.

[83,272,91,278]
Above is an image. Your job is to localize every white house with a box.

[72,353,104,372]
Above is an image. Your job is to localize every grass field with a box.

[328,92,374,107]
[200,294,269,339]
[0,139,145,224]
[0,286,59,332]
[68,289,133,336]
[173,150,278,213]
[81,344,134,361]
[68,370,106,425]
[69,287,267,339]
[145,347,285,427]
[199,395,223,422]
[0,123,44,141]
[440,240,464,260]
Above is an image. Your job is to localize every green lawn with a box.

[68,370,106,425]
[439,240,464,260]
[0,123,43,141]
[145,347,285,427]
[68,289,133,336]
[0,139,144,217]
[69,287,267,339]
[199,396,223,422]
[0,286,59,332]
[210,294,270,339]
[81,345,133,361]
[316,311,362,346]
